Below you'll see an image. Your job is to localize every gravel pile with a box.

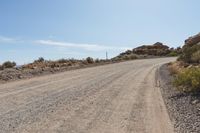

[158,65,200,133]
[0,67,72,83]
[0,69,23,82]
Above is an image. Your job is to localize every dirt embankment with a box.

[0,60,114,83]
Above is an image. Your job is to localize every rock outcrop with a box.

[179,33,200,63]
[185,33,200,47]
[132,42,170,56]
[113,42,180,61]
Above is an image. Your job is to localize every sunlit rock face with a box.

[185,33,200,47]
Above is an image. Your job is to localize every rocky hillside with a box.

[164,33,200,133]
[113,42,181,60]
[169,32,200,92]
[184,33,200,47]
[132,42,170,56]
[179,33,200,64]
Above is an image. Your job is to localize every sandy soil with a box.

[0,58,175,133]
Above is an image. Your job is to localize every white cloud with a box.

[0,36,23,43]
[0,35,131,52]
[35,40,131,51]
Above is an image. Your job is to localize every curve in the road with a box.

[0,58,175,133]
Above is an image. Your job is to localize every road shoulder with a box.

[158,64,200,132]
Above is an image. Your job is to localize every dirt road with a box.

[0,58,175,133]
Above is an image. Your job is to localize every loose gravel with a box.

[158,65,200,133]
[0,58,174,133]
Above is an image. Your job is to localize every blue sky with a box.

[0,0,199,64]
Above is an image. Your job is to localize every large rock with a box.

[185,33,200,47]
[112,42,174,61]
[180,33,200,63]
[132,42,170,56]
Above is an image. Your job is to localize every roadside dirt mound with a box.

[0,59,111,83]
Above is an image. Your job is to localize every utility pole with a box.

[106,51,108,60]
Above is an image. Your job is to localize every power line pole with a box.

[106,51,108,60]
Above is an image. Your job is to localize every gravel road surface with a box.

[0,58,175,133]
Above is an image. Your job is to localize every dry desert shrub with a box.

[174,67,200,92]
[191,50,200,63]
[168,61,186,75]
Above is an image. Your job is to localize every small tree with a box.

[34,57,45,63]
[86,57,94,64]
[95,58,100,63]
[2,61,16,69]
[0,65,3,70]
[38,57,45,62]
[58,58,67,63]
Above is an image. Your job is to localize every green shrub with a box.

[125,50,132,55]
[2,61,16,69]
[174,67,200,92]
[69,58,77,63]
[122,55,130,60]
[34,57,45,63]
[129,54,138,60]
[86,57,94,64]
[191,50,200,63]
[179,44,200,63]
[58,58,67,63]
[168,51,178,57]
[95,58,100,63]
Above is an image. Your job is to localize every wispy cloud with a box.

[35,40,131,51]
[0,36,16,43]
[0,36,23,43]
[0,35,131,52]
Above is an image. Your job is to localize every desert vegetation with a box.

[178,43,200,64]
[0,57,112,82]
[170,33,200,92]
[173,67,200,92]
[0,61,16,70]
[0,42,180,82]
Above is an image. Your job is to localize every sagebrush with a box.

[174,67,200,92]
